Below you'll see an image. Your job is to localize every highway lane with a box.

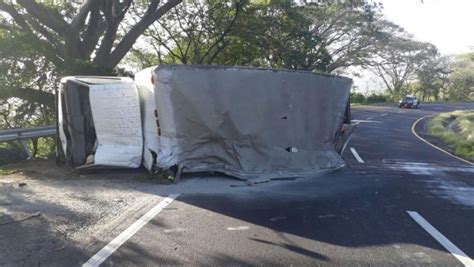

[347,102,474,264]
[84,102,473,266]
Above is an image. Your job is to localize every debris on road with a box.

[227,226,250,231]
[318,214,336,219]
[164,228,186,233]
[270,216,287,222]
[53,244,66,252]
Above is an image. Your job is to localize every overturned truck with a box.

[57,65,354,180]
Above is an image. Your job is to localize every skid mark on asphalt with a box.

[407,211,474,267]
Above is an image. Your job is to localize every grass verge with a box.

[0,165,18,175]
[427,110,474,161]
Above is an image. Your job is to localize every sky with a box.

[353,0,474,93]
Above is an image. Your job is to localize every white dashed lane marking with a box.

[227,226,249,231]
[352,120,383,124]
[350,147,365,163]
[407,211,474,267]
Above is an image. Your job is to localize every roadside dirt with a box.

[0,159,170,266]
[0,158,329,266]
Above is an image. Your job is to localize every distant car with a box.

[399,95,419,109]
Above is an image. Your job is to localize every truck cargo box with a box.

[143,65,353,179]
[58,65,353,179]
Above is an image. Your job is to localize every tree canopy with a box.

[0,0,182,72]
[0,0,473,136]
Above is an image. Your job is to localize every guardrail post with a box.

[19,140,32,159]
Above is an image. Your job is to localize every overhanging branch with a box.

[16,0,68,34]
[0,87,54,108]
[106,0,183,69]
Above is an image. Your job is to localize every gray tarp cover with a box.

[153,65,352,180]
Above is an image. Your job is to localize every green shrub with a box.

[366,94,388,104]
[350,93,389,104]
[350,92,366,104]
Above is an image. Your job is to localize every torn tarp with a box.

[149,65,353,179]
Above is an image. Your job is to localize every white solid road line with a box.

[366,116,374,120]
[350,147,365,163]
[82,194,180,267]
[407,211,474,267]
[411,116,473,166]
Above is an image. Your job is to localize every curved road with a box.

[63,103,474,266]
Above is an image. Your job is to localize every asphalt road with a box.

[14,102,474,266]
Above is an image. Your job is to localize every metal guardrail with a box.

[0,126,56,142]
[0,126,56,158]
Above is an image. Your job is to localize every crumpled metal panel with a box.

[135,67,161,172]
[152,65,353,179]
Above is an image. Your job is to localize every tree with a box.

[0,28,56,128]
[126,0,387,73]
[371,34,438,98]
[0,28,56,156]
[0,0,183,107]
[126,0,245,69]
[415,55,450,101]
[224,0,384,72]
[302,1,386,73]
[447,52,474,100]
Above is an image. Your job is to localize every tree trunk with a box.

[31,138,38,157]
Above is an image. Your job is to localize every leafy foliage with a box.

[0,0,183,103]
[371,34,439,99]
[0,29,56,129]
[350,92,389,104]
[448,52,474,101]
[0,0,473,162]
[126,0,387,73]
